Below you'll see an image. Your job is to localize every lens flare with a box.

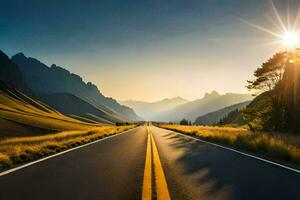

[239,0,300,51]
[282,31,299,49]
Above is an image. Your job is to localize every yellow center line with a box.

[150,131,171,200]
[142,131,152,200]
[142,126,171,200]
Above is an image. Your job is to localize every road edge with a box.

[0,126,139,177]
[157,126,300,174]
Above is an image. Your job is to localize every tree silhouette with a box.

[180,118,189,125]
[246,50,300,132]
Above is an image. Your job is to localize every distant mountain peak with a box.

[171,96,187,101]
[204,90,220,98]
[160,96,187,103]
[51,64,58,68]
[13,52,26,58]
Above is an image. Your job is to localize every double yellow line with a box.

[142,127,171,200]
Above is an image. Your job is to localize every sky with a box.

[0,0,296,101]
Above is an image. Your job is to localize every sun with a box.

[239,0,300,51]
[282,31,299,49]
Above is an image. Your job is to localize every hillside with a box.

[155,91,253,122]
[0,81,97,138]
[39,93,125,124]
[121,97,188,120]
[0,50,93,137]
[194,101,250,125]
[219,92,270,127]
[11,53,141,121]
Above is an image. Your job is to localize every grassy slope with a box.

[160,125,300,167]
[0,83,98,138]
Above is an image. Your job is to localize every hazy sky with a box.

[0,0,295,101]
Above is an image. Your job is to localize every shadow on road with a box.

[160,130,300,200]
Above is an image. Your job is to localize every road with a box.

[0,125,300,200]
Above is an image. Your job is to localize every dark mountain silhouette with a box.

[39,93,126,124]
[155,91,253,122]
[121,97,188,120]
[0,50,31,95]
[194,101,251,125]
[11,53,141,121]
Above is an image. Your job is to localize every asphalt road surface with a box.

[0,125,300,200]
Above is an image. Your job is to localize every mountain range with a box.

[0,49,254,128]
[121,97,188,120]
[11,53,141,122]
[153,91,253,122]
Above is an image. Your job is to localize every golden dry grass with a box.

[160,125,300,166]
[0,87,101,138]
[0,109,97,130]
[0,125,135,171]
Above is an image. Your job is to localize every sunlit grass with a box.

[0,88,101,138]
[160,125,300,166]
[0,125,135,171]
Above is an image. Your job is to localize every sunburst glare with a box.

[240,0,300,50]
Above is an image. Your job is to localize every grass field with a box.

[0,125,135,171]
[159,125,300,166]
[0,83,103,138]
